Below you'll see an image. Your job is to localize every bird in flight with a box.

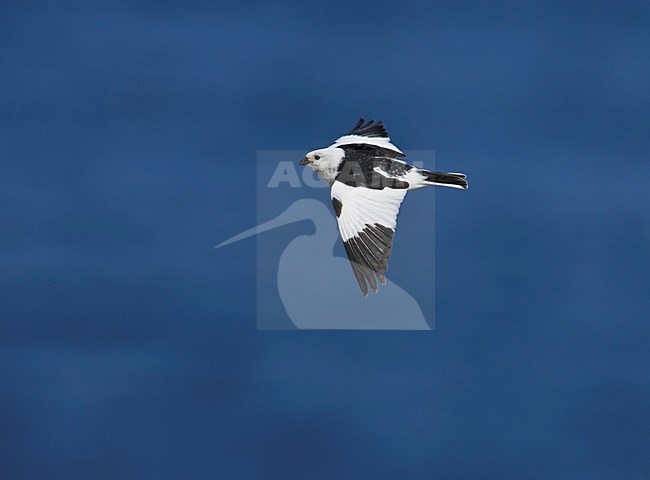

[299,118,468,297]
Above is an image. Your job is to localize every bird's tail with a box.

[420,170,468,190]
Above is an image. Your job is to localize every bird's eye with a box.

[314,155,321,160]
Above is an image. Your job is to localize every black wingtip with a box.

[347,117,389,138]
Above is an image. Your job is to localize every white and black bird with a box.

[299,117,468,297]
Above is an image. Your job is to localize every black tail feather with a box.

[422,170,468,189]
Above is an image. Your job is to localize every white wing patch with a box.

[331,182,406,241]
[330,135,405,156]
[330,181,408,296]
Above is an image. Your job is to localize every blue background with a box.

[2,1,649,478]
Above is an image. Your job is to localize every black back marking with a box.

[335,153,411,190]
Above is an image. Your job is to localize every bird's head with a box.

[298,147,345,184]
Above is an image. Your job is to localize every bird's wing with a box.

[329,117,405,157]
[330,180,408,297]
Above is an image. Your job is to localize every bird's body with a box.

[300,118,468,297]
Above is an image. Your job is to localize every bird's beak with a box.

[216,200,315,249]
[299,157,310,166]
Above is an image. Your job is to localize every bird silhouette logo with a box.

[217,198,430,330]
